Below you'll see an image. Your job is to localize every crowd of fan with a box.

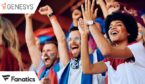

[0,0,145,84]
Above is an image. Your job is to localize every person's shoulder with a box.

[128,41,144,49]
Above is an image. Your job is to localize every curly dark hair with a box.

[105,12,138,43]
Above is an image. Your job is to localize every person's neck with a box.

[72,54,80,60]
[113,40,128,49]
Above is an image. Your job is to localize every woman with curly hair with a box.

[80,0,145,84]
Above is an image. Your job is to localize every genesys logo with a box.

[0,3,33,10]
[0,71,40,84]
[0,0,40,14]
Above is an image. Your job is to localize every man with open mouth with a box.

[25,13,62,84]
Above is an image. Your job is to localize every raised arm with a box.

[38,5,69,66]
[25,14,41,68]
[72,9,82,27]
[80,0,107,74]
[97,0,108,18]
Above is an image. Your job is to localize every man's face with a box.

[41,43,58,68]
[68,30,81,58]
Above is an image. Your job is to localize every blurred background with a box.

[1,0,145,70]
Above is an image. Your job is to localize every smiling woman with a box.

[105,12,138,44]
[80,8,145,83]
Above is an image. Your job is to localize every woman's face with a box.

[108,20,129,43]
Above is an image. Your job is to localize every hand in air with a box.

[39,5,53,16]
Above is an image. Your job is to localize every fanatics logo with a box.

[0,71,40,84]
[2,75,10,81]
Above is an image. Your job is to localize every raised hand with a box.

[105,0,115,6]
[72,9,82,26]
[78,18,89,35]
[123,6,138,16]
[96,0,104,5]
[105,0,114,3]
[81,0,98,22]
[105,1,120,14]
[39,5,53,16]
[25,14,33,19]
[72,9,82,20]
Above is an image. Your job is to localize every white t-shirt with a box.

[105,42,145,84]
[68,49,105,84]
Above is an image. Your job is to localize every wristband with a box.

[86,20,95,26]
[48,12,55,17]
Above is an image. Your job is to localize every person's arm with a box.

[78,17,107,74]
[25,14,41,68]
[39,5,69,66]
[82,0,133,59]
[72,9,82,27]
[97,0,108,18]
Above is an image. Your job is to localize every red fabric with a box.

[103,58,126,70]
[0,46,19,71]
[34,28,55,37]
[48,68,58,84]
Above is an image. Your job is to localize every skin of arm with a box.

[78,18,107,74]
[39,5,69,66]
[25,14,41,68]
[97,0,108,18]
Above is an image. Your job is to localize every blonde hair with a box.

[0,16,23,70]
[0,16,19,49]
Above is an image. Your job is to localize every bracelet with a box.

[48,12,55,18]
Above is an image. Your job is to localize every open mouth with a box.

[44,58,50,61]
[71,46,79,50]
[42,56,50,62]
[111,31,119,36]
